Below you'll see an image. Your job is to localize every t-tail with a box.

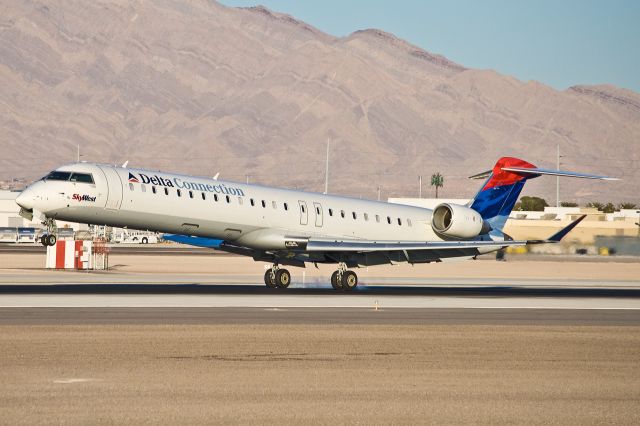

[468,157,617,232]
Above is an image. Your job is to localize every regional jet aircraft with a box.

[15,157,614,291]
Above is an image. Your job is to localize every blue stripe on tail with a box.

[469,179,527,231]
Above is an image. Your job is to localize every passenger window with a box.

[164,188,169,196]
[284,203,288,211]
[407,219,412,227]
[376,215,380,223]
[262,200,266,208]
[214,194,218,202]
[397,218,402,226]
[129,183,134,191]
[226,195,230,203]
[272,201,277,209]
[387,216,391,224]
[70,173,94,184]
[177,189,182,197]
[340,210,345,218]
[352,212,357,220]
[328,208,333,216]
[189,191,194,199]
[201,193,206,200]
[152,186,157,194]
[250,199,255,206]
[141,185,146,193]
[238,197,243,205]
[316,207,321,214]
[301,204,305,213]
[364,213,369,221]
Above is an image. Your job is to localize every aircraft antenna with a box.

[324,138,330,194]
[556,144,561,207]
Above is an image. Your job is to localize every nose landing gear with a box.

[40,234,57,247]
[40,217,58,247]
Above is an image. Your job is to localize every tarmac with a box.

[1,248,639,424]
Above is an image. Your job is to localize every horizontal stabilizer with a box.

[162,234,223,248]
[527,215,587,244]
[501,167,618,180]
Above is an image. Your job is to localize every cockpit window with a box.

[42,171,72,181]
[70,173,94,184]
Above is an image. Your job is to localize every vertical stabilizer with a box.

[469,157,539,231]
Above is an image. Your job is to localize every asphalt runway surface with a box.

[1,307,638,326]
[1,282,639,325]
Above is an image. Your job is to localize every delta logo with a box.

[128,173,140,183]
[72,194,97,202]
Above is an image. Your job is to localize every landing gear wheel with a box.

[264,270,276,288]
[275,269,291,288]
[42,234,57,246]
[331,271,342,290]
[341,271,358,291]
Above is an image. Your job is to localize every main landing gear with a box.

[264,264,291,289]
[330,263,358,292]
[262,262,358,291]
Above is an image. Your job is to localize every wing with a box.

[305,238,525,252]
[306,215,587,253]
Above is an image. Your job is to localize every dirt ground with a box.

[1,324,639,425]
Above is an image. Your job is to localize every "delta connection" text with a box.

[137,174,246,196]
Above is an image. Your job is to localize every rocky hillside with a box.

[1,0,638,203]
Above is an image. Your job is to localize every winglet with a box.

[546,215,587,242]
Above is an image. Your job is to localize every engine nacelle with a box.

[431,203,484,239]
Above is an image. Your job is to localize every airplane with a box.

[15,157,615,291]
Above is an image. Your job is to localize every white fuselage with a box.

[17,163,442,250]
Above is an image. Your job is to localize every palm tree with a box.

[431,172,444,199]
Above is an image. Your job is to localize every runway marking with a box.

[52,378,93,384]
[1,294,640,309]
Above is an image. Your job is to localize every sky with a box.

[221,0,640,93]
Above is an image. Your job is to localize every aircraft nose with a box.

[15,189,34,210]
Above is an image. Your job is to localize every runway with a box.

[1,282,639,325]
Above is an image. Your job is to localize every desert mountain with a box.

[1,0,638,203]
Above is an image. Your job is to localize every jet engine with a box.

[431,203,484,239]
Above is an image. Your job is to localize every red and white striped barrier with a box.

[46,240,93,270]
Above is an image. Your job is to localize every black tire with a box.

[341,271,358,291]
[331,271,342,290]
[46,234,57,246]
[275,269,291,288]
[141,237,148,244]
[264,270,276,288]
[40,235,47,246]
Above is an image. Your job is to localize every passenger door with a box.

[98,166,123,210]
